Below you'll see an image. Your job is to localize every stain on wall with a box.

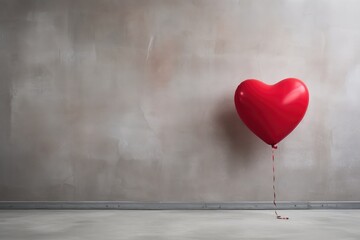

[1,0,360,201]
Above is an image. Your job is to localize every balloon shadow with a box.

[214,97,262,174]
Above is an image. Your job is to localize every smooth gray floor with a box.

[1,210,360,239]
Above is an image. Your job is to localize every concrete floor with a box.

[1,210,360,239]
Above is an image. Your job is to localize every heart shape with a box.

[234,78,309,146]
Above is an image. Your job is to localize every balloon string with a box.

[272,145,289,220]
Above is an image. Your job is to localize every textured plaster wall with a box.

[0,0,360,201]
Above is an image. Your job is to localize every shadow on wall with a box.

[0,0,37,200]
[214,96,262,174]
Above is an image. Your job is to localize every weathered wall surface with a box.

[1,0,360,201]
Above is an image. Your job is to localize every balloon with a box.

[234,78,309,147]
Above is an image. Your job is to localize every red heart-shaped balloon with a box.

[234,78,309,146]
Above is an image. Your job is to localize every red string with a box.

[272,145,289,220]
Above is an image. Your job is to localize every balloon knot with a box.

[271,145,278,149]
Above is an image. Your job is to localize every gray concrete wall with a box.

[0,0,360,201]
